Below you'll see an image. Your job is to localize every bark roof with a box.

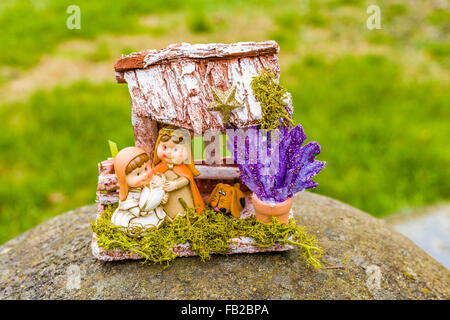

[115,41,287,133]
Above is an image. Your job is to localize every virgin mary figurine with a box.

[151,127,205,219]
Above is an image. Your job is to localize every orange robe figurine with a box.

[151,127,205,219]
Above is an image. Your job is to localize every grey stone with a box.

[323,229,345,241]
[385,204,450,269]
[0,192,448,300]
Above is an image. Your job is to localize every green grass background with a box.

[0,0,449,244]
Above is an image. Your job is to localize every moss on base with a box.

[250,68,295,131]
[90,203,322,268]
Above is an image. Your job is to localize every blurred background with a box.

[0,0,448,262]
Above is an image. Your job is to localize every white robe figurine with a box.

[111,173,168,232]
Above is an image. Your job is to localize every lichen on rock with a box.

[1,192,449,300]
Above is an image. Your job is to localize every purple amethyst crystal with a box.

[227,125,325,203]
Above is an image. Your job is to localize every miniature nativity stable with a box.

[91,41,325,265]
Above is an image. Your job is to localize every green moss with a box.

[90,202,322,268]
[251,69,295,131]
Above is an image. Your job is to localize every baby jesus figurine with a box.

[132,172,168,229]
[110,147,168,234]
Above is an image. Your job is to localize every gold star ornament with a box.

[207,86,244,123]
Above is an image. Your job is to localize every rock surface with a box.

[384,204,450,269]
[0,192,448,300]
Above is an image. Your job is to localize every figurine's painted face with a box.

[126,163,150,188]
[150,173,166,188]
[156,134,189,165]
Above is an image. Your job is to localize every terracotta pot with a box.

[251,193,293,224]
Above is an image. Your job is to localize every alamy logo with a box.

[66,5,81,30]
[366,5,381,30]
